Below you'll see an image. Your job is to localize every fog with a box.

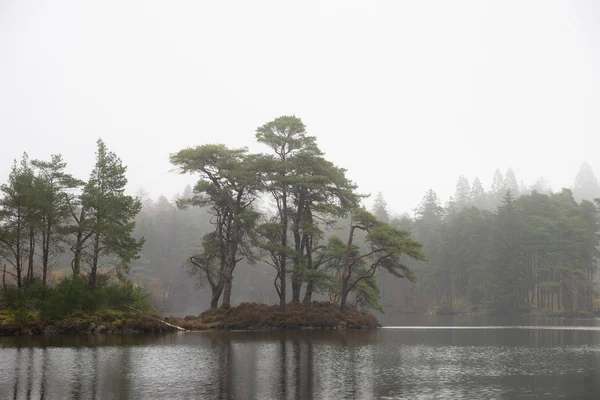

[2,1,600,214]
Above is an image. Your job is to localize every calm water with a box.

[2,316,600,399]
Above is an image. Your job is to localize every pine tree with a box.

[454,175,471,209]
[488,190,526,312]
[372,192,390,223]
[414,189,443,244]
[470,177,486,209]
[255,115,359,309]
[338,209,425,312]
[0,155,36,288]
[31,154,81,285]
[82,139,144,288]
[170,144,261,309]
[530,177,550,194]
[491,169,505,195]
[504,168,519,197]
[573,162,600,201]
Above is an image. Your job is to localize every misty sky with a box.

[1,1,599,215]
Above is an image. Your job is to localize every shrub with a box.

[452,298,470,314]
[40,277,89,319]
[435,302,455,315]
[38,277,151,320]
[2,285,27,309]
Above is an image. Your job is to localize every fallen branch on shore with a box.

[124,305,186,331]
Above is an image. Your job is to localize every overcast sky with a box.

[1,1,599,215]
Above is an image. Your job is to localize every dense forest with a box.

[377,163,600,316]
[1,116,600,318]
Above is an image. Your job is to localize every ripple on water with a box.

[1,326,600,399]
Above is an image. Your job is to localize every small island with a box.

[169,302,380,331]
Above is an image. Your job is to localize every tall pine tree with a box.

[81,139,144,288]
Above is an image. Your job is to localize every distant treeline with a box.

[374,163,600,315]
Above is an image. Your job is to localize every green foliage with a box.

[2,285,27,309]
[411,184,600,316]
[81,139,144,287]
[0,154,38,287]
[0,277,151,321]
[335,208,425,312]
[170,143,262,308]
[354,278,384,313]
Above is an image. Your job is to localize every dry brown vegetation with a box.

[168,301,380,331]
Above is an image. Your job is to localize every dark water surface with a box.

[2,316,600,399]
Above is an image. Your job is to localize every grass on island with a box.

[168,301,381,331]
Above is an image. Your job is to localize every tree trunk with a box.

[291,192,306,303]
[72,240,83,277]
[302,281,313,304]
[210,289,221,310]
[26,225,35,285]
[72,208,86,277]
[88,232,100,289]
[301,239,314,305]
[2,265,6,291]
[340,284,350,313]
[339,226,357,313]
[209,271,226,310]
[291,277,301,302]
[221,276,233,308]
[291,231,302,302]
[15,258,21,289]
[221,222,240,308]
[42,222,49,286]
[280,204,288,310]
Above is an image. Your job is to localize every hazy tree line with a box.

[374,163,600,315]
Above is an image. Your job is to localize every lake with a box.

[2,315,600,399]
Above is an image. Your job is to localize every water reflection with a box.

[1,326,600,399]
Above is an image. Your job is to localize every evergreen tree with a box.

[491,169,505,195]
[504,168,519,196]
[82,139,144,288]
[255,116,310,311]
[255,116,359,308]
[454,175,471,209]
[470,177,486,209]
[31,154,81,285]
[0,155,36,288]
[487,190,526,313]
[372,192,390,223]
[573,162,600,201]
[414,189,443,244]
[530,177,551,194]
[170,144,261,309]
[338,209,425,312]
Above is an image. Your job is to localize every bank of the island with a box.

[167,302,381,331]
[0,302,380,336]
[0,308,183,336]
[0,277,188,336]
